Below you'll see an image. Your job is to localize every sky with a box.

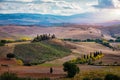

[0,0,120,23]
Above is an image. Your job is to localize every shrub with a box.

[98,61,103,65]
[63,62,80,78]
[1,40,7,44]
[104,74,120,80]
[0,42,5,46]
[24,63,32,66]
[88,59,94,65]
[113,62,118,65]
[0,72,18,80]
[16,59,23,65]
[0,72,50,80]
[38,78,50,80]
[83,77,90,80]
[93,77,102,80]
[6,53,15,59]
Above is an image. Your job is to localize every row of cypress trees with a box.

[32,34,56,42]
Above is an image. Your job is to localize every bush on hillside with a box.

[1,40,7,44]
[104,74,120,80]
[0,72,50,80]
[0,72,18,80]
[0,42,5,46]
[63,62,80,78]
[0,40,7,46]
[83,77,90,80]
[16,59,23,65]
[115,37,120,42]
[6,53,15,59]
[93,78,102,80]
[32,34,56,42]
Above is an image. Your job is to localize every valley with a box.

[0,25,120,80]
[0,0,120,79]
[0,37,120,79]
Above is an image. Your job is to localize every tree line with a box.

[63,37,120,42]
[68,51,104,65]
[32,34,56,42]
[63,38,115,49]
[0,40,6,46]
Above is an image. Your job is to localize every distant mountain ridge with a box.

[99,20,120,26]
[0,25,120,40]
[0,13,120,40]
[0,13,68,26]
[0,13,120,26]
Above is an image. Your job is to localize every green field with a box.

[61,66,120,80]
[14,40,71,65]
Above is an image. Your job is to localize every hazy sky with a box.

[0,0,120,22]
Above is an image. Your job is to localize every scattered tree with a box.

[32,34,56,42]
[105,74,120,80]
[63,62,80,78]
[0,40,7,46]
[6,53,15,59]
[51,34,56,39]
[1,40,7,44]
[50,67,53,74]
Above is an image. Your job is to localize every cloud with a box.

[0,0,34,2]
[94,0,120,8]
[0,0,120,22]
[0,0,97,15]
[112,0,120,8]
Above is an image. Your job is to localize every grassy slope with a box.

[61,66,120,80]
[14,40,71,64]
[0,46,14,58]
[43,42,120,66]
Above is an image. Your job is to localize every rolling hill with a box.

[0,13,119,40]
[99,25,120,37]
[0,13,120,26]
[0,25,120,40]
[14,39,71,64]
[99,20,120,26]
